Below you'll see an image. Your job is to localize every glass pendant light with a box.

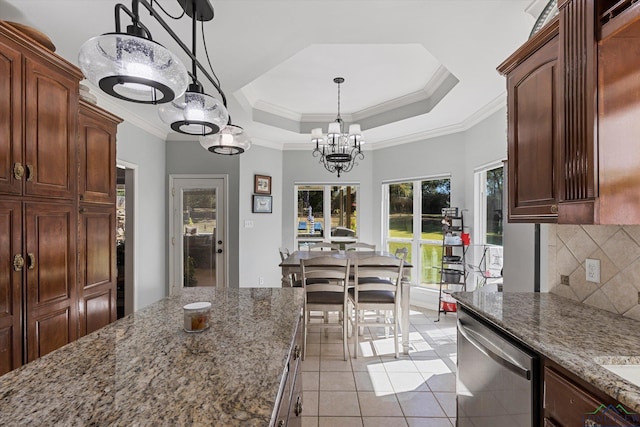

[158,82,229,135]
[78,33,188,105]
[199,124,251,155]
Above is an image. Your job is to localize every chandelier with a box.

[311,77,364,177]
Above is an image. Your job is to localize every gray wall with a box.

[238,144,284,287]
[281,150,375,250]
[116,122,167,310]
[165,140,241,287]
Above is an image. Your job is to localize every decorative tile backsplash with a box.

[548,224,640,321]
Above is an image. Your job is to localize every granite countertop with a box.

[0,287,304,426]
[453,291,640,413]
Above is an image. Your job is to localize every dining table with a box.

[278,250,413,355]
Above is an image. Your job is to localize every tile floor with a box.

[300,306,458,427]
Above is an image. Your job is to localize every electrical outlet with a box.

[560,275,570,286]
[586,258,601,283]
[244,220,254,228]
[258,277,264,285]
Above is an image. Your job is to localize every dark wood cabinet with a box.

[0,21,120,372]
[498,19,560,223]
[501,0,640,224]
[24,201,77,362]
[544,365,630,427]
[77,101,121,337]
[78,102,120,205]
[78,205,117,336]
[0,200,22,374]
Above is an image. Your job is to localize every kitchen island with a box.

[0,287,304,426]
[453,291,640,418]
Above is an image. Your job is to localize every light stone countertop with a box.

[0,287,304,427]
[453,291,640,413]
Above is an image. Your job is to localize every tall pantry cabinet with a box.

[0,21,121,375]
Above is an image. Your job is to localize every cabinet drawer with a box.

[544,367,629,426]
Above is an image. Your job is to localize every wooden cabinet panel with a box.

[544,366,630,426]
[78,205,116,336]
[0,39,22,196]
[24,202,77,362]
[78,102,120,205]
[23,56,77,200]
[499,21,560,223]
[0,201,22,374]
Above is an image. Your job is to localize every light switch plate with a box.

[586,258,601,283]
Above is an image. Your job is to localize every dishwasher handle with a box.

[457,319,531,380]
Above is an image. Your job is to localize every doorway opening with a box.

[116,163,136,318]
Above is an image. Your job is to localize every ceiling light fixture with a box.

[199,124,251,155]
[157,2,228,135]
[78,0,249,153]
[311,77,364,178]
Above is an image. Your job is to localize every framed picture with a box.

[252,195,272,213]
[254,174,272,194]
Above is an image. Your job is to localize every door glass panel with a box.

[331,185,357,238]
[183,188,216,287]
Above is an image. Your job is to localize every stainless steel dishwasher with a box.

[456,306,540,427]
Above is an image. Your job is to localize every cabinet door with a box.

[23,56,78,200]
[78,205,116,336]
[24,202,77,362]
[78,103,119,205]
[506,33,560,222]
[0,37,23,196]
[0,201,22,374]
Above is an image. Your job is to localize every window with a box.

[384,177,451,288]
[295,184,359,248]
[474,165,504,246]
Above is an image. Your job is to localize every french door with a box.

[169,175,227,294]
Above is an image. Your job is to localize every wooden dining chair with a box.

[307,242,339,251]
[349,255,404,358]
[279,247,298,287]
[301,256,351,360]
[345,242,376,251]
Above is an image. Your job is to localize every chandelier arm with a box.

[116,0,228,107]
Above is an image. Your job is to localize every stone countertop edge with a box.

[452,291,640,414]
[0,287,304,427]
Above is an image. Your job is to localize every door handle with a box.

[13,163,24,180]
[26,164,34,182]
[27,253,36,270]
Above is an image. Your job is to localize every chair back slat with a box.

[354,256,403,291]
[307,242,340,251]
[301,256,350,293]
[345,242,376,251]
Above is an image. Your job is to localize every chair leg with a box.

[394,311,399,359]
[342,307,348,361]
[303,309,308,360]
[353,307,359,359]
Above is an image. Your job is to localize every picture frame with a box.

[254,174,272,194]
[252,195,272,213]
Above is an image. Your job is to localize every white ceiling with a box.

[0,0,546,149]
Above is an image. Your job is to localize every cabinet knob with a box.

[294,395,303,416]
[293,345,301,360]
[550,204,558,214]
[13,163,24,180]
[277,421,284,427]
[13,254,24,272]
